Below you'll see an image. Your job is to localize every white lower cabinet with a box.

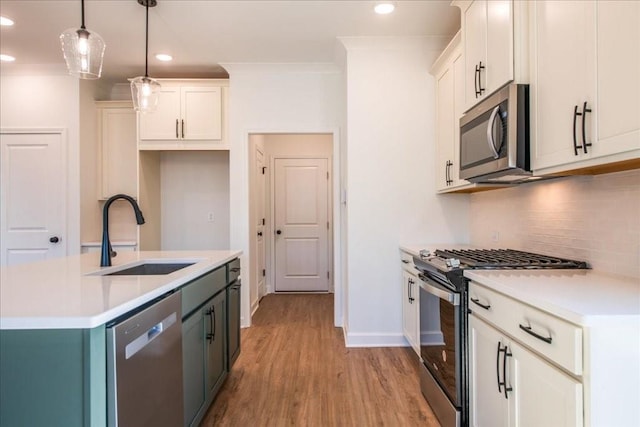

[469,280,583,427]
[400,251,420,355]
[469,315,583,427]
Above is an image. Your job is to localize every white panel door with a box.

[256,147,266,299]
[0,131,66,266]
[274,158,329,292]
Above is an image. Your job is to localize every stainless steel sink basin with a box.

[103,262,195,276]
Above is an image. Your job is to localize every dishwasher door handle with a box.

[125,312,177,359]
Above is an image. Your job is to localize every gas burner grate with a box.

[434,249,588,269]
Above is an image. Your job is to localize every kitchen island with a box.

[0,250,241,427]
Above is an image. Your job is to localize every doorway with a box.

[0,130,67,266]
[248,134,333,313]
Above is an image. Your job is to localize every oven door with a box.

[418,273,463,408]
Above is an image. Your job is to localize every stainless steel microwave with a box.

[459,84,531,183]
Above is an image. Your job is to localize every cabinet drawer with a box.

[227,258,240,284]
[182,266,226,317]
[469,282,583,375]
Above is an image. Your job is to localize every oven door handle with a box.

[418,275,460,306]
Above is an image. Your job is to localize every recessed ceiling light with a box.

[155,53,173,62]
[0,16,14,26]
[374,2,395,15]
[0,54,16,62]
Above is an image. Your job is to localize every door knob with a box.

[276,230,282,235]
[49,236,60,243]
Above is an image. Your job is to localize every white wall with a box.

[0,66,82,255]
[222,63,342,328]
[340,37,470,346]
[160,151,230,250]
[470,169,640,279]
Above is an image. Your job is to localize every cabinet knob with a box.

[49,236,60,243]
[276,229,282,235]
[257,231,263,237]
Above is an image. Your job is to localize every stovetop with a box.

[413,248,588,291]
[433,249,588,269]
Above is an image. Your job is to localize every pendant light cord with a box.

[80,0,86,29]
[144,1,149,78]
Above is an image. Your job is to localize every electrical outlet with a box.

[207,212,214,222]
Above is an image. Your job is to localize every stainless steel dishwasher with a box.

[107,291,184,427]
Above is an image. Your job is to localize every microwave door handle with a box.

[486,105,501,159]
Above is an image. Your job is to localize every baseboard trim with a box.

[342,327,410,348]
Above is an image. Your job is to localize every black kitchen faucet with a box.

[100,194,145,267]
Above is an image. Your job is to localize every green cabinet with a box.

[181,263,231,427]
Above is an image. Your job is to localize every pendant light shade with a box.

[60,0,105,79]
[131,76,161,112]
[131,0,160,113]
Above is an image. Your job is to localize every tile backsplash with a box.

[470,169,640,279]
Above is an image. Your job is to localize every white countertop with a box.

[0,250,241,330]
[465,269,640,327]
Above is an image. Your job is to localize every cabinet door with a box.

[531,1,596,171]
[594,1,640,157]
[451,49,468,188]
[486,0,513,94]
[401,270,419,354]
[98,106,137,199]
[435,61,456,191]
[226,282,241,369]
[464,0,487,108]
[509,340,583,427]
[469,316,509,427]
[182,309,206,427]
[206,291,227,397]
[181,87,222,140]
[138,87,181,140]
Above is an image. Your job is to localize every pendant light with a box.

[59,0,105,79]
[130,0,161,113]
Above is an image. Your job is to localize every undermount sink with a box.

[102,262,195,276]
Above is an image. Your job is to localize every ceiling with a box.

[0,1,460,83]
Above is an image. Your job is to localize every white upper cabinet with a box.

[431,32,503,193]
[459,0,520,111]
[138,80,228,150]
[531,1,640,174]
[96,101,137,199]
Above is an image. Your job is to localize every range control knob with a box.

[446,258,461,268]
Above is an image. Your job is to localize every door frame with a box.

[269,155,333,294]
[246,129,343,328]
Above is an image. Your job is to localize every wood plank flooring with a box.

[201,294,441,426]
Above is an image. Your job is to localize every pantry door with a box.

[273,158,329,292]
[0,131,67,266]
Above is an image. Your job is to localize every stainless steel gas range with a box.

[412,249,588,427]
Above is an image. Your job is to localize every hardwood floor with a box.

[201,294,441,426]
